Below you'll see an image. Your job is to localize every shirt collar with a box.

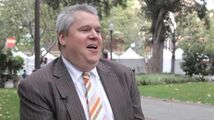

[90,67,99,79]
[62,56,82,84]
[61,56,99,83]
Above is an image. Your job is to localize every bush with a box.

[136,74,198,86]
[0,49,24,88]
[180,39,214,81]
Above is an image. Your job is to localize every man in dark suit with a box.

[18,4,145,120]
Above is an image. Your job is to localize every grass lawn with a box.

[0,88,19,120]
[138,82,214,105]
[0,82,214,120]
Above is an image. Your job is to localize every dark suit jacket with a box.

[18,57,145,120]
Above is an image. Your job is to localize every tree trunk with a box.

[150,9,166,73]
[151,36,164,73]
[171,32,176,73]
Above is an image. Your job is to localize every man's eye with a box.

[81,28,90,32]
[95,29,101,34]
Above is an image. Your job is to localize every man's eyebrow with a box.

[97,26,101,29]
[79,25,101,29]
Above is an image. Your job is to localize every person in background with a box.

[18,4,144,120]
[40,57,48,67]
[21,69,27,79]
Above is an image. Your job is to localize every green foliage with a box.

[40,3,58,49]
[0,49,24,87]
[136,74,197,85]
[181,41,205,76]
[0,51,7,72]
[180,39,214,80]
[0,0,58,52]
[10,56,24,75]
[0,0,128,53]
[177,4,214,78]
[0,0,35,51]
[142,0,180,33]
[6,49,24,75]
[43,0,127,19]
[101,0,146,48]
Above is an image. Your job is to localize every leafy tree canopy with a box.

[43,0,127,19]
[101,0,147,51]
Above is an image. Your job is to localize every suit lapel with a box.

[53,58,86,120]
[97,61,125,120]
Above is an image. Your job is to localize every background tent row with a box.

[114,48,145,74]
[13,47,185,75]
[110,48,185,74]
[13,49,56,75]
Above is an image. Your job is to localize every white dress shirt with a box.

[62,56,114,120]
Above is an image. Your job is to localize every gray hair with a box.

[56,4,98,51]
[56,4,98,36]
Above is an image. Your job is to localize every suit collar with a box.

[53,57,86,120]
[53,58,124,119]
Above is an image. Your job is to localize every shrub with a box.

[0,49,24,88]
[136,74,198,86]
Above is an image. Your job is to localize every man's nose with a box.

[89,29,100,39]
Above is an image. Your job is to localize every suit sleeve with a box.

[18,80,55,120]
[128,70,145,120]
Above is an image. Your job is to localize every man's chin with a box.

[87,58,99,65]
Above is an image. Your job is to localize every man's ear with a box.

[58,33,66,46]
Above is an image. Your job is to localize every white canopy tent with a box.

[175,48,184,59]
[116,48,145,74]
[118,48,143,59]
[108,52,119,59]
[41,49,56,62]
[27,49,56,74]
[12,49,56,75]
[163,48,185,74]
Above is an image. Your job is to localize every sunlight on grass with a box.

[139,82,214,105]
[0,89,19,120]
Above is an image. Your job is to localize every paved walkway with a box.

[141,96,214,120]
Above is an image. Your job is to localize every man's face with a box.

[59,11,102,71]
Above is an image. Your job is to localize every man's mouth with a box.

[87,44,98,50]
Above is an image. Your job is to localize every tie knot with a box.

[82,72,90,80]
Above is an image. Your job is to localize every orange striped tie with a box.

[82,72,106,120]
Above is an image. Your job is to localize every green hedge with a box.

[136,74,199,85]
